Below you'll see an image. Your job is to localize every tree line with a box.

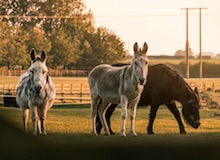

[168,62,220,78]
[0,0,127,70]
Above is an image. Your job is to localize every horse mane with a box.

[157,64,194,94]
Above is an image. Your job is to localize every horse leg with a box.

[106,104,117,135]
[21,108,29,133]
[96,114,102,135]
[129,99,139,136]
[148,104,159,134]
[120,95,128,136]
[96,103,117,135]
[98,102,111,135]
[91,94,100,136]
[166,102,186,134]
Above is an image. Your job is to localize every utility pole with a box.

[181,7,208,79]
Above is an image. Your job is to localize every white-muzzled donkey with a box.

[16,49,55,135]
[88,42,149,136]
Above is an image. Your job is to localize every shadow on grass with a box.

[52,103,90,109]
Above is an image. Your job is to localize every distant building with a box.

[215,54,220,59]
[174,42,194,57]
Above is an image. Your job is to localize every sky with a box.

[84,0,220,56]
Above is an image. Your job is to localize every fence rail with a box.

[0,83,90,105]
[0,78,220,107]
[0,69,89,77]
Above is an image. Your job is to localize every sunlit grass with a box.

[1,105,220,146]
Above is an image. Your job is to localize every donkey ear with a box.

[41,50,47,63]
[142,42,148,54]
[31,49,36,61]
[133,42,138,53]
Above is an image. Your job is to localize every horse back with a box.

[138,64,183,106]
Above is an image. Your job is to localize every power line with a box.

[181,7,208,79]
[0,15,88,19]
[0,14,183,19]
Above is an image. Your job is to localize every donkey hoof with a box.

[120,132,126,137]
[40,132,47,136]
[92,132,98,136]
[31,132,37,136]
[130,131,137,137]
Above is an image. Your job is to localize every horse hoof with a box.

[180,131,186,134]
[110,131,115,135]
[104,133,110,136]
[148,130,154,134]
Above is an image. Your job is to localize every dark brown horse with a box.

[96,64,201,135]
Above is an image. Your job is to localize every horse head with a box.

[132,42,149,85]
[29,49,48,96]
[182,86,201,129]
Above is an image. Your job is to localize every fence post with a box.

[61,84,64,103]
[70,84,73,94]
[212,82,215,91]
[80,84,83,103]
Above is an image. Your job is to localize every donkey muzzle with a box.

[34,85,42,95]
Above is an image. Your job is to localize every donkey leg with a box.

[129,100,139,136]
[166,102,186,134]
[21,108,29,133]
[98,102,111,135]
[38,108,48,135]
[91,94,100,136]
[30,106,39,136]
[120,96,128,137]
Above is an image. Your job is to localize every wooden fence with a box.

[0,83,90,105]
[0,69,89,77]
[0,78,220,107]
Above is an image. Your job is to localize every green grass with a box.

[2,105,220,160]
[1,105,220,146]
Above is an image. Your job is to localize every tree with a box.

[72,27,126,70]
[0,0,41,29]
[0,22,28,69]
[0,0,127,70]
[48,27,81,69]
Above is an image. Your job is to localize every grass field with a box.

[1,105,220,144]
[1,105,220,159]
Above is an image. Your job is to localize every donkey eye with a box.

[42,71,46,74]
[134,62,138,65]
